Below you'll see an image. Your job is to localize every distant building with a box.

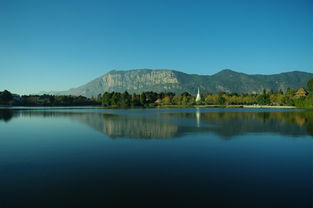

[196,87,201,102]
[295,88,308,98]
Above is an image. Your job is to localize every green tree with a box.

[161,96,172,105]
[256,94,270,105]
[217,96,226,105]
[172,95,181,105]
[131,93,140,106]
[281,95,294,106]
[110,92,120,105]
[294,97,306,108]
[121,91,130,106]
[307,78,313,93]
[256,90,270,105]
[49,96,55,105]
[102,92,111,106]
[181,96,188,105]
[140,92,146,105]
[1,90,13,102]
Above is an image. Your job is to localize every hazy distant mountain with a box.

[52,69,313,97]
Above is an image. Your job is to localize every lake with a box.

[0,108,312,208]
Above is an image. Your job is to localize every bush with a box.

[217,96,226,105]
[256,94,270,105]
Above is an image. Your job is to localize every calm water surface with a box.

[0,108,312,208]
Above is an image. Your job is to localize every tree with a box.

[217,95,226,105]
[172,95,182,105]
[256,94,270,105]
[204,95,216,105]
[110,92,121,105]
[281,95,294,106]
[101,92,111,106]
[131,93,140,106]
[121,91,130,106]
[0,110,13,122]
[181,96,188,105]
[140,92,146,105]
[49,96,55,105]
[161,96,171,105]
[307,78,313,93]
[1,90,13,102]
[256,89,270,105]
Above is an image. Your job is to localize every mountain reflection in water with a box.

[0,109,312,139]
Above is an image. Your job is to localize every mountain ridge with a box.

[49,69,313,97]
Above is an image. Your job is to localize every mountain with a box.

[52,69,313,97]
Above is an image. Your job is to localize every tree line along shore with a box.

[1,79,312,109]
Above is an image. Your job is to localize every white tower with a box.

[196,87,201,102]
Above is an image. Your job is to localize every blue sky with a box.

[0,0,312,94]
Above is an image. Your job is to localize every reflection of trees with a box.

[1,109,312,138]
[103,116,179,139]
[2,110,181,139]
[162,111,313,138]
[0,110,14,122]
[73,113,180,139]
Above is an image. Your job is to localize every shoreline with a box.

[0,104,298,110]
[156,104,297,109]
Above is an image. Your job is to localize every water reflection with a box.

[0,110,14,122]
[0,109,312,138]
[196,108,201,128]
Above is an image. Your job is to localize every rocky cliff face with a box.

[54,69,313,97]
[101,69,181,92]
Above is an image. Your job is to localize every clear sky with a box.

[0,0,312,94]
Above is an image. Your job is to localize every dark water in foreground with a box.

[0,108,312,208]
